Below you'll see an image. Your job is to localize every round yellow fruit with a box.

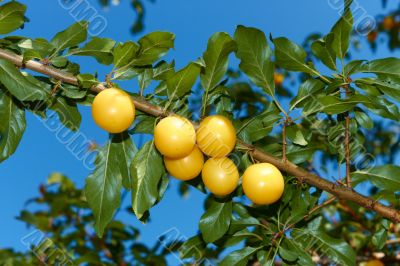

[364,260,384,266]
[274,73,284,86]
[154,116,196,158]
[196,115,236,158]
[92,88,135,133]
[164,146,204,181]
[202,157,239,196]
[242,163,285,205]
[383,16,395,30]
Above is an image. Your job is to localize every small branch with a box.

[273,197,337,242]
[386,238,400,245]
[344,86,351,188]
[1,48,400,223]
[282,119,288,162]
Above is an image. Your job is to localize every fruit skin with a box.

[202,157,239,196]
[196,115,236,158]
[274,73,284,86]
[154,116,196,158]
[242,163,284,205]
[164,146,204,181]
[364,259,384,266]
[383,16,395,30]
[92,88,135,133]
[367,31,378,42]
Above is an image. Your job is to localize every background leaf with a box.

[0,89,26,162]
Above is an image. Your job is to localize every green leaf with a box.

[351,165,400,192]
[311,33,336,70]
[357,58,400,77]
[234,25,274,96]
[84,134,134,237]
[330,9,353,59]
[49,96,81,131]
[18,38,54,59]
[199,199,232,243]
[113,41,140,68]
[69,37,116,65]
[135,32,175,66]
[354,110,373,129]
[153,60,175,80]
[312,95,371,115]
[50,22,88,54]
[0,59,47,101]
[0,2,26,34]
[372,228,387,250]
[274,37,317,75]
[293,216,356,266]
[118,134,137,190]
[220,246,262,266]
[50,56,68,68]
[201,32,236,94]
[286,124,308,146]
[290,79,325,110]
[167,62,201,98]
[138,68,153,93]
[131,141,164,219]
[356,76,400,102]
[279,246,298,262]
[0,89,26,162]
[77,73,98,89]
[237,102,280,143]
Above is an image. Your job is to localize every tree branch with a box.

[0,48,399,223]
[345,86,351,187]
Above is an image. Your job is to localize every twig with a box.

[272,196,337,242]
[1,48,400,223]
[344,85,351,188]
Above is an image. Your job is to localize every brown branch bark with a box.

[345,86,351,188]
[0,48,399,223]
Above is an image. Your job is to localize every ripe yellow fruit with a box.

[274,73,284,86]
[196,115,236,158]
[202,157,239,196]
[164,146,204,181]
[383,16,395,30]
[154,116,196,158]
[92,88,135,133]
[242,163,284,205]
[364,260,384,266]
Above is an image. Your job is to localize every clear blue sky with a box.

[0,0,398,263]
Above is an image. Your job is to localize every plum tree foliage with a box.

[0,0,400,265]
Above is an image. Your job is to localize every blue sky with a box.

[0,0,399,263]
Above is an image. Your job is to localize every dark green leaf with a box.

[372,228,387,250]
[290,79,325,110]
[311,33,336,70]
[50,22,88,54]
[330,10,353,59]
[293,217,356,265]
[351,165,400,192]
[135,32,175,66]
[354,110,373,129]
[220,246,262,266]
[0,59,47,101]
[201,32,236,94]
[49,96,81,131]
[69,37,116,65]
[234,25,274,96]
[0,89,26,162]
[274,37,317,75]
[0,2,26,34]
[199,199,232,243]
[286,124,308,146]
[167,62,200,98]
[84,134,134,237]
[131,141,164,219]
[113,41,140,68]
